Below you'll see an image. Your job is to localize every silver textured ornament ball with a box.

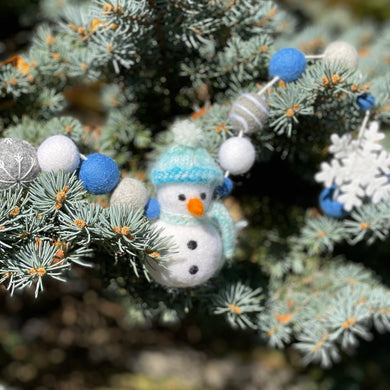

[0,138,41,190]
[323,41,359,69]
[229,93,269,134]
[110,177,149,210]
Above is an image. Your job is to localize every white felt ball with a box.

[37,134,80,173]
[218,137,256,175]
[323,41,359,69]
[146,219,223,287]
[110,177,149,210]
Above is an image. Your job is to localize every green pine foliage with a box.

[0,0,390,369]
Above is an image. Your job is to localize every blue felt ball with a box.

[78,153,120,195]
[144,198,160,219]
[269,48,307,82]
[357,94,375,112]
[319,185,349,219]
[215,177,234,198]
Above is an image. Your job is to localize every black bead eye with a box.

[178,194,186,201]
[187,240,197,250]
[200,192,206,200]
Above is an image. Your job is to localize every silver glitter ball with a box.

[0,138,41,190]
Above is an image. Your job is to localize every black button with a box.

[187,240,197,250]
[189,265,199,275]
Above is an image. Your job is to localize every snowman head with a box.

[150,120,224,216]
[156,182,214,217]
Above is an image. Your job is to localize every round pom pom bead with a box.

[110,177,149,210]
[357,93,375,112]
[323,41,358,69]
[37,134,80,174]
[0,138,40,190]
[229,93,269,134]
[319,185,349,219]
[78,153,120,195]
[215,177,234,198]
[218,137,256,175]
[144,198,160,219]
[269,48,307,82]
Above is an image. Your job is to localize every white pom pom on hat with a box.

[171,119,204,147]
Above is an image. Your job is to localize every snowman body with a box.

[146,182,225,287]
[148,218,223,287]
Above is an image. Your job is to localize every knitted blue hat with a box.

[150,120,224,187]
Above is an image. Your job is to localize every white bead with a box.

[37,135,80,173]
[218,137,256,175]
[110,177,149,210]
[323,41,359,69]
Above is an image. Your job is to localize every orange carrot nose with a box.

[187,198,204,217]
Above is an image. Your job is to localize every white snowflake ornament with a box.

[315,121,390,211]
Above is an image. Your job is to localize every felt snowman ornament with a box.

[146,120,236,288]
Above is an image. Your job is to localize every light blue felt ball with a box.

[319,185,349,219]
[269,48,307,82]
[78,153,120,195]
